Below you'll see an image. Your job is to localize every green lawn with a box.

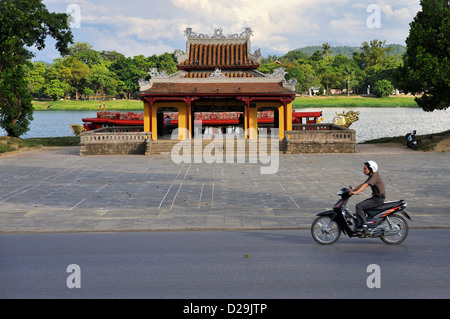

[32,99,143,111]
[293,95,418,108]
[361,130,450,151]
[32,95,419,111]
[0,136,80,153]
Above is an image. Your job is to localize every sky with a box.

[32,0,422,63]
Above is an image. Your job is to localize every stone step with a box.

[146,138,286,155]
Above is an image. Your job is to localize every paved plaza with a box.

[0,145,449,233]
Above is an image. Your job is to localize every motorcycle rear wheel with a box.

[380,214,409,245]
[311,216,341,245]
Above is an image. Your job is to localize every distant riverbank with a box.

[32,99,142,111]
[293,95,418,108]
[32,95,419,111]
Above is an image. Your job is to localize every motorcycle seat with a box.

[365,200,404,217]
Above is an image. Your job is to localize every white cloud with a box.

[35,0,420,62]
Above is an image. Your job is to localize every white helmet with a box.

[364,160,378,173]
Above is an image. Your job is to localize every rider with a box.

[349,161,386,232]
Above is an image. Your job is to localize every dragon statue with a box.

[333,110,360,128]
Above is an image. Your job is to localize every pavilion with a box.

[140,27,297,141]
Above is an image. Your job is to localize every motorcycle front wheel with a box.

[380,214,409,245]
[311,216,341,245]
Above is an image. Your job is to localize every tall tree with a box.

[396,0,449,111]
[158,52,178,74]
[25,62,47,98]
[63,57,90,100]
[342,65,355,96]
[322,43,332,95]
[86,63,119,97]
[353,39,400,93]
[0,0,72,136]
[353,40,389,70]
[67,42,101,67]
[110,56,146,99]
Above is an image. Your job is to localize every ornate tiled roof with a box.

[175,27,261,71]
[139,27,297,95]
[178,43,259,70]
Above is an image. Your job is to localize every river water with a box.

[1,108,449,143]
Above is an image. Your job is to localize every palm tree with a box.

[322,43,332,96]
[342,65,354,96]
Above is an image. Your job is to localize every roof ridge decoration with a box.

[176,27,261,66]
[149,68,169,79]
[268,68,298,91]
[138,67,172,90]
[184,27,254,40]
[268,67,287,78]
[209,68,226,78]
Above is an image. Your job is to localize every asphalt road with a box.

[1,229,449,300]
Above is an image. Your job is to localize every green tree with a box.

[342,65,356,96]
[257,61,279,74]
[331,54,360,95]
[25,62,47,98]
[0,66,33,136]
[396,0,450,111]
[42,58,71,99]
[373,79,394,98]
[0,0,72,136]
[110,56,145,99]
[353,40,389,70]
[83,87,95,100]
[297,63,319,95]
[158,52,178,74]
[279,49,309,62]
[322,43,332,95]
[86,63,119,97]
[114,54,158,99]
[63,57,90,100]
[67,42,101,67]
[100,50,125,64]
[43,79,69,101]
[353,39,402,93]
[310,50,323,62]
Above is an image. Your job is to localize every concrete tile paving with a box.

[0,145,449,233]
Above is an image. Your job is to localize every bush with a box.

[373,80,394,98]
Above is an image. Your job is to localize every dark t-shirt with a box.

[365,172,386,198]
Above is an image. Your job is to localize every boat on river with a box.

[81,110,323,131]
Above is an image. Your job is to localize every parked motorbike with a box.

[406,130,419,150]
[311,187,412,245]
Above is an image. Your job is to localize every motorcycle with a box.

[311,187,412,245]
[406,130,419,150]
